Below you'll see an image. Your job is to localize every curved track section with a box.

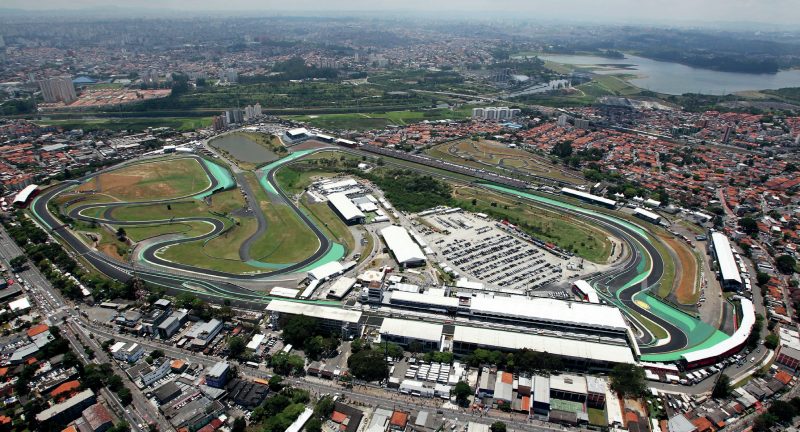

[49,153,337,280]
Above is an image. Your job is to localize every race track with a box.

[30,147,718,359]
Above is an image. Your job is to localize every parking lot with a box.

[419,211,586,293]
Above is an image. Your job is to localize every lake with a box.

[534,54,800,95]
[210,133,278,164]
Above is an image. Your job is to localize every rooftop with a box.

[380,226,426,265]
[452,325,635,364]
[379,318,443,342]
[266,300,362,324]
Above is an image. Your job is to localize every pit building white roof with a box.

[308,261,344,281]
[711,232,742,285]
[266,300,362,324]
[380,318,443,343]
[327,192,365,222]
[561,187,617,207]
[469,295,628,333]
[380,225,426,265]
[452,326,635,364]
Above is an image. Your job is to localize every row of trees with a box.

[3,212,138,301]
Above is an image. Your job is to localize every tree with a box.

[269,375,285,391]
[282,315,319,346]
[764,333,779,350]
[712,374,731,399]
[753,414,776,432]
[756,272,771,286]
[116,227,127,239]
[776,255,796,274]
[270,353,305,375]
[347,349,388,382]
[769,400,797,423]
[739,217,758,235]
[306,418,323,432]
[314,395,335,418]
[232,417,247,432]
[228,336,246,358]
[9,255,27,270]
[108,422,131,432]
[550,141,573,158]
[452,381,473,406]
[150,349,164,359]
[116,387,133,406]
[490,422,507,432]
[609,364,646,397]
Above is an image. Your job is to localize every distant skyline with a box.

[2,0,799,27]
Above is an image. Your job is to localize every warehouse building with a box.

[379,318,443,351]
[284,128,313,142]
[266,300,363,337]
[380,226,426,267]
[709,232,743,291]
[185,319,223,349]
[327,192,366,224]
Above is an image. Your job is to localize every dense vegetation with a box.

[609,364,647,397]
[363,169,454,212]
[280,315,340,361]
[250,386,311,432]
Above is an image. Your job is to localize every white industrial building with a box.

[710,232,743,291]
[633,207,661,224]
[266,300,363,337]
[13,184,39,207]
[284,128,313,142]
[380,226,426,267]
[379,318,443,351]
[327,192,365,224]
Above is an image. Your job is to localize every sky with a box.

[2,0,799,27]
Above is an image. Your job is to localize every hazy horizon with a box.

[2,0,799,28]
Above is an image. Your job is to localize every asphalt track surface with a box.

[32,149,690,355]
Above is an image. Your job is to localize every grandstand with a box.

[13,184,39,208]
[561,187,617,208]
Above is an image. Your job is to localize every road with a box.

[77,319,592,432]
[0,227,171,432]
